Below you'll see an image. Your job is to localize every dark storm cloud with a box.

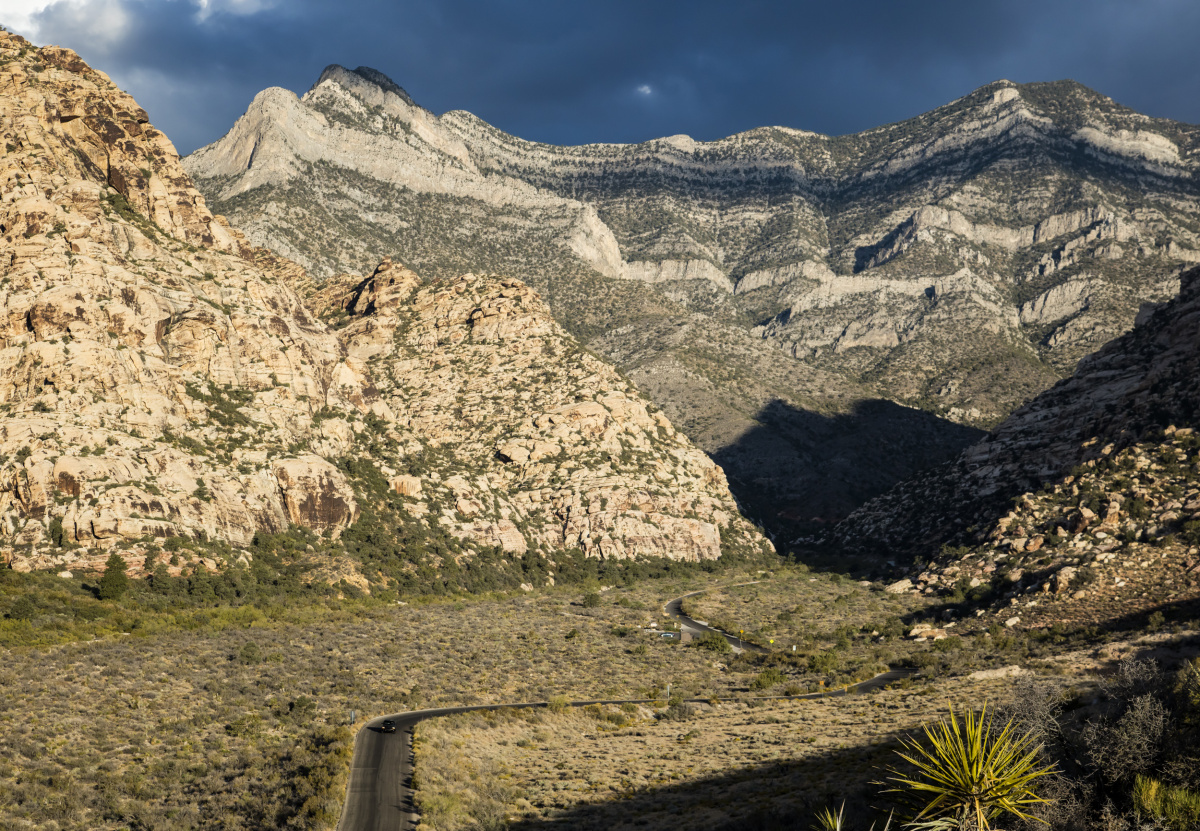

[11,0,1200,155]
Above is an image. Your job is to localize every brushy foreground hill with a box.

[0,31,768,588]
[186,65,1200,535]
[835,264,1200,634]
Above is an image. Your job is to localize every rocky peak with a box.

[185,64,1200,539]
[312,63,420,110]
[1,33,767,581]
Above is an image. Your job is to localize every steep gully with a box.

[337,586,915,831]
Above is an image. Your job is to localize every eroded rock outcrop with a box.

[318,258,767,562]
[0,32,369,572]
[0,34,768,578]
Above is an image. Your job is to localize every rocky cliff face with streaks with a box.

[185,66,1200,536]
[835,264,1200,564]
[0,32,764,581]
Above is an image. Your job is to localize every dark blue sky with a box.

[9,0,1200,155]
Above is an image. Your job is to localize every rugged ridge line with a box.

[0,32,766,580]
[184,65,1200,537]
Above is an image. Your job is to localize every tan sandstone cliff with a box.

[315,258,765,562]
[0,32,766,580]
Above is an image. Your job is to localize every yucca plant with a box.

[813,803,894,831]
[883,705,1055,830]
[812,802,847,831]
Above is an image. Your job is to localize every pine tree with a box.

[98,552,129,600]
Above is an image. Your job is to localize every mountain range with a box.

[0,32,765,584]
[184,65,1200,536]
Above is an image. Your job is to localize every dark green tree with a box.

[98,552,130,600]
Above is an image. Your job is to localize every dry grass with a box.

[682,566,926,650]
[413,675,1052,831]
[3,565,1170,830]
[0,578,775,830]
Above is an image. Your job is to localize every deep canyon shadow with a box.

[712,398,983,547]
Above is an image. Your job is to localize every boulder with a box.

[272,457,358,534]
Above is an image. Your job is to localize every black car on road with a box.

[380,719,397,734]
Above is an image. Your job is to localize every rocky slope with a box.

[0,32,765,582]
[897,429,1200,634]
[184,66,1200,535]
[312,258,766,564]
[835,263,1200,566]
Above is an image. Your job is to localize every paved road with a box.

[340,700,656,831]
[337,585,915,830]
[663,583,767,654]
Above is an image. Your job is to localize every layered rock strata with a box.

[0,33,764,577]
[185,65,1200,533]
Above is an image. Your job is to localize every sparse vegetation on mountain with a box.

[186,65,1200,536]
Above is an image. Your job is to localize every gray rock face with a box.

[835,264,1200,558]
[184,69,1200,535]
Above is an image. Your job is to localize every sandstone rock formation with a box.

[0,33,766,580]
[184,66,1200,536]
[0,32,375,575]
[316,258,766,562]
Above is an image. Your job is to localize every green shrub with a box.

[98,552,130,600]
[808,651,840,674]
[660,701,695,721]
[691,630,732,653]
[47,517,66,547]
[238,641,263,665]
[8,595,36,621]
[750,667,787,691]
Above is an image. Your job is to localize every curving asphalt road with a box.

[337,585,915,831]
[663,583,768,654]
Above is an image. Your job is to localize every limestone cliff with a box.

[0,33,765,580]
[185,66,1200,536]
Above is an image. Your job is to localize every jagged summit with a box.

[0,31,768,578]
[313,63,419,108]
[185,63,1200,539]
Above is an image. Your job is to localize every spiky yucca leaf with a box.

[884,705,1055,830]
[813,802,847,830]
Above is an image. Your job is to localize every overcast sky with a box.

[5,0,1200,156]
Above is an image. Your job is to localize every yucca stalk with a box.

[884,705,1055,830]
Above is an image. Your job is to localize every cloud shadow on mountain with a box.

[712,398,984,552]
